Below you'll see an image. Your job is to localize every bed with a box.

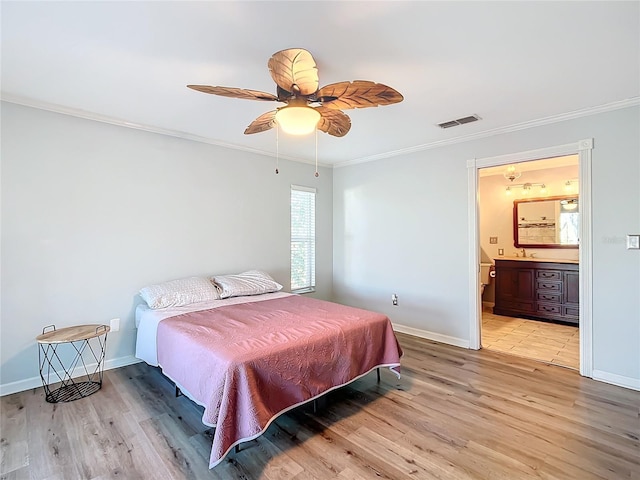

[135,276,402,468]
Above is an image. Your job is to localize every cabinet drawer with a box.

[496,300,535,312]
[536,303,562,315]
[563,306,580,318]
[537,292,561,303]
[536,281,561,292]
[536,270,561,280]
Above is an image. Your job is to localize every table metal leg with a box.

[38,333,108,403]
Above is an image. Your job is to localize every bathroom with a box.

[478,155,580,369]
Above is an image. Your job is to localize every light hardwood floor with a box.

[2,333,638,479]
[482,311,580,370]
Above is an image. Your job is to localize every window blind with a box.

[291,185,316,292]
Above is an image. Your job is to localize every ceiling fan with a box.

[187,48,403,137]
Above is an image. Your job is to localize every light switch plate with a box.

[498,248,504,256]
[489,236,498,244]
[110,318,120,332]
[627,235,640,249]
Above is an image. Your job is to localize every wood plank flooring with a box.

[2,333,638,479]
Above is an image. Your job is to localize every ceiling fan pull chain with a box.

[314,128,319,178]
[275,124,279,174]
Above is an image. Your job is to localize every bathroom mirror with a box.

[513,195,579,248]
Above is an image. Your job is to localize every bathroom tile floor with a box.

[481,309,579,370]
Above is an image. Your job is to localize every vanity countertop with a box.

[496,257,579,264]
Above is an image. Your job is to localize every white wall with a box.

[333,106,640,389]
[0,102,333,393]
[333,147,472,347]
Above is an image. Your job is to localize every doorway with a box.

[478,155,580,369]
[467,139,594,378]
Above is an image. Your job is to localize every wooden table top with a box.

[36,324,110,344]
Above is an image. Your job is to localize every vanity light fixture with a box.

[504,182,547,196]
[564,179,579,193]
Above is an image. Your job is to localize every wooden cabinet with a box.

[494,266,535,313]
[494,259,579,325]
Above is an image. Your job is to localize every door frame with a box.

[467,139,593,377]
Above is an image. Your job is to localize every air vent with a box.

[437,114,481,129]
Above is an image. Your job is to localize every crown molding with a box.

[0,94,332,169]
[3,93,637,170]
[334,97,640,169]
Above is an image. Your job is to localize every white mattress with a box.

[135,291,293,366]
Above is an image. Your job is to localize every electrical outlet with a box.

[392,294,398,306]
[110,318,120,332]
[627,235,640,249]
[489,236,498,244]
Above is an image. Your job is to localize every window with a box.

[560,211,580,244]
[291,185,316,292]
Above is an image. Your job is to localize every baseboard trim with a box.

[392,323,470,349]
[592,369,640,392]
[0,355,142,397]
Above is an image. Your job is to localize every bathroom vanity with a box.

[493,258,579,325]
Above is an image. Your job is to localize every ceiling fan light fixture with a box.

[275,106,321,135]
[188,48,402,139]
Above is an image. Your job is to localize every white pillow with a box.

[139,276,220,309]
[212,270,283,299]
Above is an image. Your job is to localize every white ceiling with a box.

[2,1,638,166]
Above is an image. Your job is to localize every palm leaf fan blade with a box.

[317,81,403,110]
[268,48,319,96]
[187,85,278,101]
[244,110,277,134]
[315,107,351,137]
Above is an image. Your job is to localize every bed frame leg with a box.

[376,368,381,383]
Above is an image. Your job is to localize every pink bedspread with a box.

[156,294,402,468]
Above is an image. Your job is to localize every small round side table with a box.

[36,324,110,403]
